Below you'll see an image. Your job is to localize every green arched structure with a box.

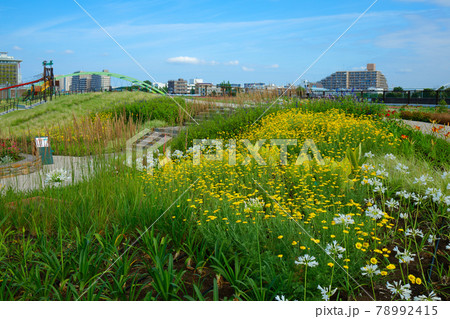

[43,71,165,95]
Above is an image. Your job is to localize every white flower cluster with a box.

[414,291,441,301]
[361,264,380,277]
[363,151,375,158]
[386,281,411,300]
[365,205,384,220]
[385,198,399,210]
[384,153,396,160]
[244,197,264,211]
[317,285,337,301]
[395,163,410,174]
[393,246,416,264]
[361,163,375,171]
[413,174,434,186]
[333,214,355,226]
[295,254,319,267]
[325,240,346,259]
[405,228,424,238]
[44,169,71,187]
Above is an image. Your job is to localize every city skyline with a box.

[1,0,449,88]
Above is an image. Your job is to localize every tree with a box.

[422,88,436,98]
[296,86,306,97]
[218,81,232,96]
[142,80,153,92]
[393,87,404,92]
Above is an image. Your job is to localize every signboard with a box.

[35,137,49,148]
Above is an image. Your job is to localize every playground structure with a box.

[0,62,165,114]
[0,60,55,101]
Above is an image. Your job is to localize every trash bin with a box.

[35,137,54,165]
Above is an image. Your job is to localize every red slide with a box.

[0,78,44,92]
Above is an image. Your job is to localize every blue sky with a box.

[1,0,449,88]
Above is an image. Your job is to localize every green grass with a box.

[0,98,449,301]
[0,91,156,136]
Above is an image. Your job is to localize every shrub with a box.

[400,110,450,125]
[295,95,386,116]
[436,99,448,113]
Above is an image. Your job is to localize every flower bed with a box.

[0,139,21,164]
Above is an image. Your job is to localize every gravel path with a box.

[398,119,450,142]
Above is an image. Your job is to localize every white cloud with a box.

[242,66,255,72]
[64,49,74,54]
[397,0,450,7]
[167,56,239,66]
[46,49,55,53]
[224,60,239,66]
[167,56,202,64]
[13,45,22,51]
[267,64,279,68]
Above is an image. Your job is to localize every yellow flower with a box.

[370,258,378,264]
[328,263,334,267]
[416,278,422,285]
[380,271,388,276]
[300,246,306,250]
[408,274,416,284]
[386,264,396,270]
[355,243,362,249]
[292,241,298,245]
[277,235,283,239]
[277,254,283,258]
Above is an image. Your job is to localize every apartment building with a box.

[319,64,388,90]
[0,52,22,87]
[168,78,188,94]
[91,69,111,91]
